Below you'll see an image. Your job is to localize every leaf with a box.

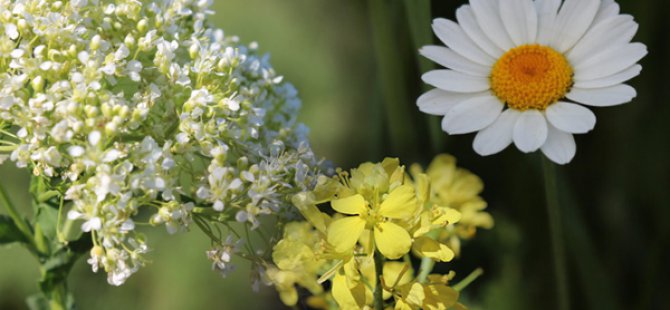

[35,202,59,242]
[26,294,50,310]
[0,214,27,245]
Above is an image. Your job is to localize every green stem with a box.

[403,0,445,153]
[0,180,34,246]
[373,251,385,310]
[367,0,419,158]
[417,257,435,284]
[453,268,484,292]
[542,157,570,310]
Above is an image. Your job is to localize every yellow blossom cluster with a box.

[265,154,492,309]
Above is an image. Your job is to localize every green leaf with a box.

[26,294,50,310]
[0,214,27,245]
[35,202,59,243]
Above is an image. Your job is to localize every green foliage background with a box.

[1,0,668,309]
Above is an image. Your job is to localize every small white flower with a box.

[5,24,19,40]
[419,0,646,164]
[82,217,102,232]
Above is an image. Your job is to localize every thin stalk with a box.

[417,257,435,284]
[373,251,385,310]
[542,157,570,310]
[453,268,484,291]
[403,0,445,153]
[367,0,419,158]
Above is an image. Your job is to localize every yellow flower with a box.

[326,184,419,259]
[268,222,326,306]
[391,277,460,310]
[411,154,493,256]
[331,255,376,309]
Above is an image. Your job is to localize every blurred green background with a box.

[2,0,669,309]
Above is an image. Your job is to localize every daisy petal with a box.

[541,124,576,165]
[574,65,641,89]
[513,110,548,153]
[473,109,521,156]
[593,0,620,25]
[568,15,638,66]
[417,89,487,116]
[432,18,495,66]
[327,216,366,253]
[374,222,412,259]
[422,70,490,93]
[545,101,596,134]
[573,43,647,81]
[420,45,490,76]
[441,95,504,135]
[552,0,600,52]
[470,0,515,51]
[535,0,561,45]
[567,84,636,107]
[500,0,537,45]
[456,5,504,58]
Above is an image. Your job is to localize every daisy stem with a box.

[368,0,419,158]
[403,0,446,153]
[373,250,385,310]
[542,157,570,310]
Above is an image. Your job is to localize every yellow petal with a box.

[383,262,414,299]
[379,185,418,220]
[432,207,461,226]
[412,237,455,262]
[332,194,367,215]
[272,239,314,270]
[395,299,416,310]
[374,222,412,259]
[406,282,426,307]
[381,157,400,176]
[292,193,329,233]
[327,216,366,253]
[332,271,366,310]
[414,173,431,204]
[423,284,459,310]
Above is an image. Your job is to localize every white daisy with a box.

[418,0,646,164]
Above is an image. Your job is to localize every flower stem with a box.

[402,0,445,153]
[542,157,570,310]
[367,0,419,158]
[453,268,484,292]
[373,250,385,310]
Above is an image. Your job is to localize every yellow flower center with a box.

[490,44,573,111]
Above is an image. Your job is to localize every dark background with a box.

[1,0,668,309]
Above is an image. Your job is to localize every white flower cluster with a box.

[0,0,322,285]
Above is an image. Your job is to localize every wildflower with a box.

[326,162,419,259]
[0,0,323,285]
[411,154,493,256]
[207,236,243,278]
[419,0,646,164]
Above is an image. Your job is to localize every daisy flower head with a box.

[418,0,646,164]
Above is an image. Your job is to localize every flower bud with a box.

[90,35,102,51]
[137,19,148,33]
[31,76,45,92]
